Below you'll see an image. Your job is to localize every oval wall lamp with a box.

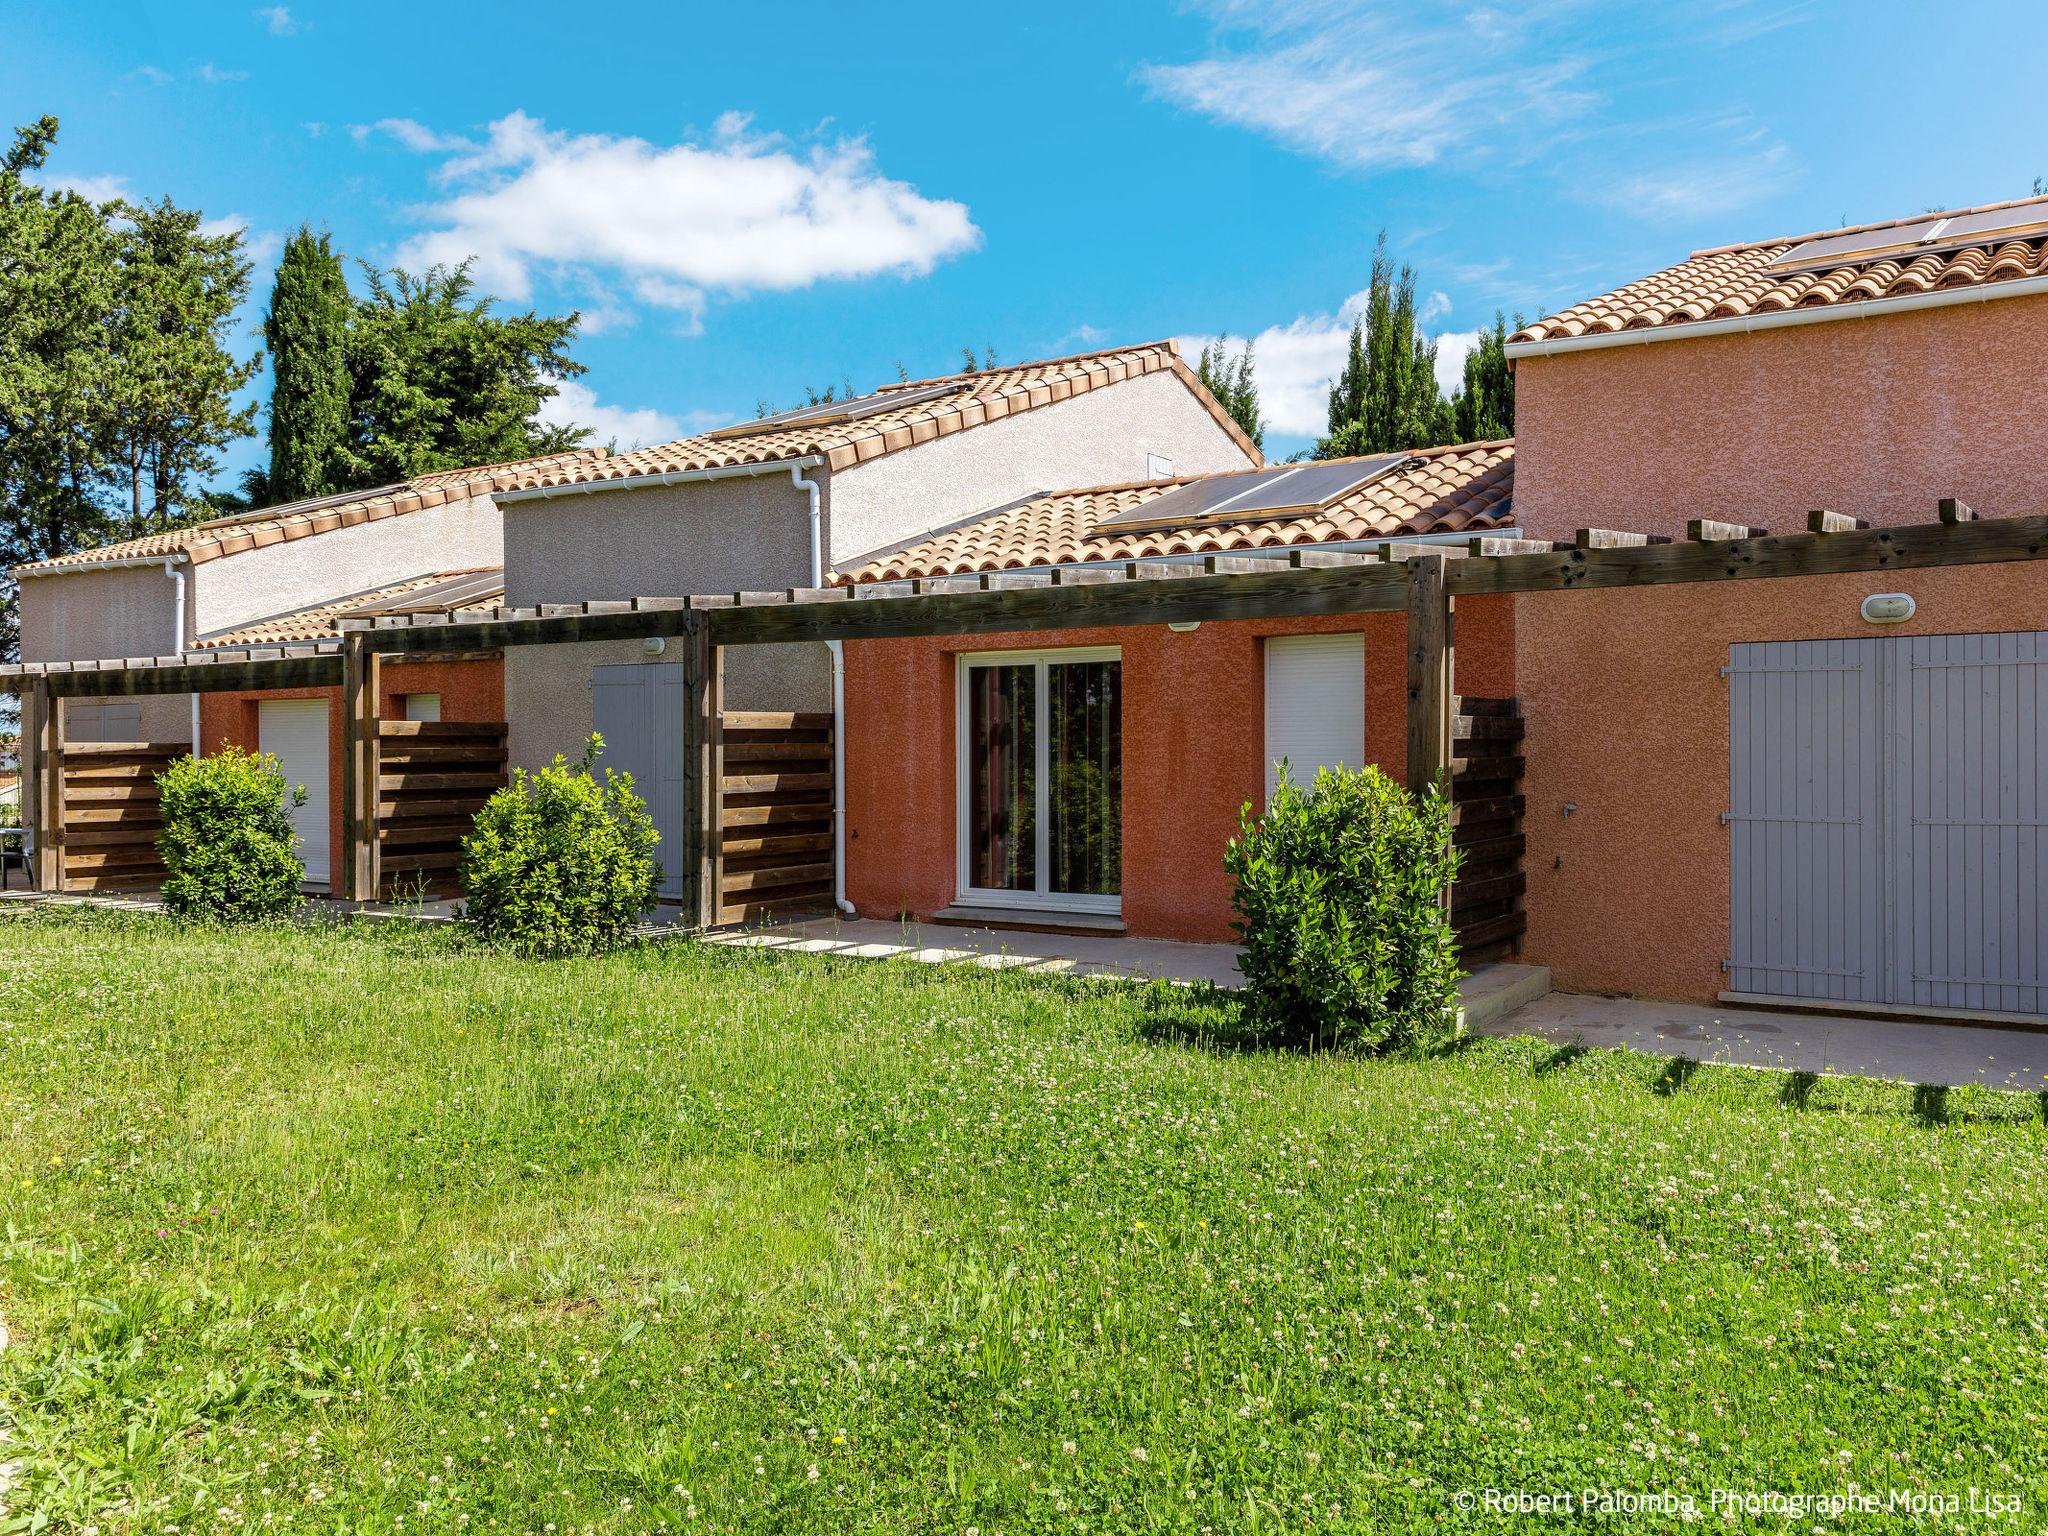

[1860,593,1915,625]
[1166,621,1202,634]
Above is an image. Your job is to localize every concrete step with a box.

[1457,962,1551,1033]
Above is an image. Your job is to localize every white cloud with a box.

[1143,0,1799,221]
[197,63,250,84]
[201,213,281,269]
[1179,290,1366,441]
[374,111,980,328]
[255,6,296,34]
[131,64,173,85]
[43,172,130,204]
[1141,2,1593,171]
[1432,329,1479,399]
[1598,142,1795,220]
[536,380,683,452]
[1184,300,1483,443]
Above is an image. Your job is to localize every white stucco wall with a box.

[192,494,503,637]
[18,564,193,742]
[825,368,1256,565]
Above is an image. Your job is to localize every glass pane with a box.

[968,664,1036,891]
[1047,660,1122,896]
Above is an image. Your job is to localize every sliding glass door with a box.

[958,648,1122,913]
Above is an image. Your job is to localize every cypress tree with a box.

[1450,312,1516,442]
[263,226,350,502]
[1195,336,1265,451]
[1317,231,1455,459]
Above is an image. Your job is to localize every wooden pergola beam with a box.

[338,633,380,903]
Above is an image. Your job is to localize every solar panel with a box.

[1765,201,2048,273]
[354,570,506,617]
[706,380,972,440]
[1088,455,1413,536]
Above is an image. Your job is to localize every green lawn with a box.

[0,910,2042,1533]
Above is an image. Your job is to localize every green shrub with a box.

[156,746,308,921]
[458,734,662,958]
[1224,762,1462,1053]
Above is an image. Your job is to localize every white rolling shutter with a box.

[1263,633,1365,803]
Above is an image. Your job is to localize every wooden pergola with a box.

[5,501,2040,924]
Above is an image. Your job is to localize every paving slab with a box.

[1477,990,2048,1092]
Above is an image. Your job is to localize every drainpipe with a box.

[163,559,198,752]
[789,463,857,917]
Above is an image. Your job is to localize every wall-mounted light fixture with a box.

[643,636,667,656]
[1860,592,1915,625]
[1166,621,1201,634]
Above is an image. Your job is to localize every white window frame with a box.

[955,645,1123,916]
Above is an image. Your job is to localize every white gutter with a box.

[1504,273,2048,359]
[161,559,199,753]
[493,456,827,504]
[786,463,858,918]
[21,552,195,576]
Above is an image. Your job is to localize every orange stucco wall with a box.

[842,598,1516,943]
[198,657,503,890]
[1512,295,2048,541]
[1516,565,2048,1002]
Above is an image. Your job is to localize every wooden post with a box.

[26,680,62,892]
[1405,553,1453,794]
[339,633,381,902]
[680,613,713,929]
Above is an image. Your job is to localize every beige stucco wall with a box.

[826,369,1257,565]
[500,473,829,770]
[18,564,192,741]
[1511,294,2048,541]
[192,493,503,637]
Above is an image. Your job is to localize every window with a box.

[956,648,1122,914]
[64,700,142,743]
[402,693,442,723]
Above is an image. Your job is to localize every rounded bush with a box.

[1224,762,1462,1053]
[156,746,308,921]
[458,734,662,958]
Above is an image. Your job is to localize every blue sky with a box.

[9,0,2048,474]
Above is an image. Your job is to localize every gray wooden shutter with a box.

[592,662,686,902]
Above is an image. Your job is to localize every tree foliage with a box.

[1195,337,1265,451]
[263,226,351,502]
[338,260,587,487]
[0,115,260,650]
[1318,232,1451,459]
[106,198,260,529]
[1449,312,1515,443]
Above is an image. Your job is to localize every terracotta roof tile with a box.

[196,568,505,648]
[15,450,606,576]
[493,341,1261,492]
[839,441,1513,584]
[1513,194,2048,346]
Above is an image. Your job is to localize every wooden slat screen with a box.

[374,720,507,900]
[1449,696,1526,961]
[58,742,184,892]
[716,710,834,924]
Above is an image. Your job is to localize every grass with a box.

[0,909,2043,1533]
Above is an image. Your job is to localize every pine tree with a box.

[1449,312,1515,443]
[263,226,351,502]
[1195,337,1264,451]
[106,198,261,530]
[337,260,587,487]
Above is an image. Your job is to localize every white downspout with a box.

[163,559,198,753]
[789,464,856,917]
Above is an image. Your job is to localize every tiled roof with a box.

[15,450,606,575]
[1513,194,2048,346]
[196,568,505,648]
[839,441,1513,584]
[496,341,1260,491]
